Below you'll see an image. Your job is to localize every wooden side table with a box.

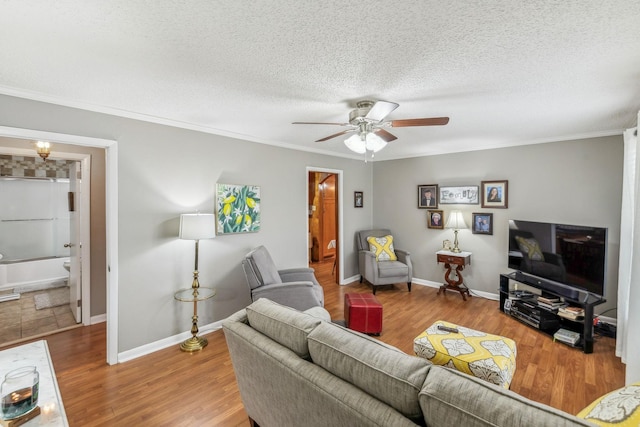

[436,250,472,300]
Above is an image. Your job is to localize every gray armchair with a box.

[356,229,413,294]
[242,245,324,311]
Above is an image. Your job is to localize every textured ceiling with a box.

[1,1,639,160]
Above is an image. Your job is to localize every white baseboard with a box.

[340,275,360,285]
[117,320,224,363]
[411,278,500,301]
[90,313,106,325]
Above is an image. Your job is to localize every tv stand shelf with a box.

[499,272,605,354]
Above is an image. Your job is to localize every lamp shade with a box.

[445,211,468,230]
[344,132,388,154]
[344,134,366,153]
[365,132,387,152]
[179,213,216,240]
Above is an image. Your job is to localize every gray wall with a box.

[372,135,623,315]
[0,94,373,352]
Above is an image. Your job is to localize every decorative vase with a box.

[0,366,39,420]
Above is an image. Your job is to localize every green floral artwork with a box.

[216,183,261,234]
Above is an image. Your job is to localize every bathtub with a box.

[0,256,70,292]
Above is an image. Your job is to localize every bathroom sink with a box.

[63,261,71,272]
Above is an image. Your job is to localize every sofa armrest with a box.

[395,249,413,280]
[395,249,411,263]
[279,268,318,283]
[359,250,379,282]
[251,282,322,311]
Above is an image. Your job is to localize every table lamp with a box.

[445,211,468,253]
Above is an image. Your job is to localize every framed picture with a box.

[427,210,444,229]
[418,184,438,209]
[481,180,508,208]
[216,183,261,234]
[354,191,363,208]
[472,213,493,235]
[439,185,479,204]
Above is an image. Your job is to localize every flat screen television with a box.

[508,220,607,297]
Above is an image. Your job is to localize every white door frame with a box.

[0,126,119,365]
[306,166,344,283]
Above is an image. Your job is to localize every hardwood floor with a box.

[2,259,624,426]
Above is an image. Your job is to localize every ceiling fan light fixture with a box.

[365,132,387,152]
[344,134,366,154]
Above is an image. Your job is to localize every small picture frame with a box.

[442,239,452,250]
[418,184,438,209]
[481,180,508,208]
[354,191,363,208]
[428,210,444,229]
[472,213,493,235]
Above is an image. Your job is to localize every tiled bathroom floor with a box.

[0,288,79,346]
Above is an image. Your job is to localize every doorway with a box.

[0,154,88,346]
[0,127,118,365]
[307,168,341,284]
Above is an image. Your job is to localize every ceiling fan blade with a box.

[292,121,350,126]
[316,129,355,142]
[365,101,399,122]
[374,128,397,142]
[391,117,450,127]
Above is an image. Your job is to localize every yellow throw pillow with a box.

[515,236,545,261]
[577,382,640,426]
[367,235,397,261]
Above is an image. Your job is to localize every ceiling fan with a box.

[293,100,449,154]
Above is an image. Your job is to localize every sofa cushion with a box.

[308,321,429,422]
[246,298,322,359]
[377,260,410,278]
[576,382,640,426]
[419,366,592,427]
[367,235,398,261]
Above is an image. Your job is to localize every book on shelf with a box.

[554,328,580,345]
[558,306,585,320]
[559,306,584,314]
[538,302,567,311]
[537,296,561,304]
[558,312,584,321]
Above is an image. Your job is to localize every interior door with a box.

[68,161,81,322]
[321,175,336,259]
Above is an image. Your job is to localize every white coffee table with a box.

[0,340,68,426]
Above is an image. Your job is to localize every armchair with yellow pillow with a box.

[355,228,413,294]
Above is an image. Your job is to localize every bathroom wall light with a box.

[36,141,51,161]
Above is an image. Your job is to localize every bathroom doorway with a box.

[0,149,90,346]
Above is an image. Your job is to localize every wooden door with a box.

[321,175,336,259]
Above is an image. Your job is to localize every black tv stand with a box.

[500,272,605,353]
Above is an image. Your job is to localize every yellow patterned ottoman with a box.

[413,320,517,389]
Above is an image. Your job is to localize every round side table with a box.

[174,286,216,352]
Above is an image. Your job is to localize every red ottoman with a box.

[344,293,383,335]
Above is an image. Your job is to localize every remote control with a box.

[437,325,459,333]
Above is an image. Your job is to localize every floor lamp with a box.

[177,213,216,352]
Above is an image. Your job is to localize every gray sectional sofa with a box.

[223,298,596,427]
